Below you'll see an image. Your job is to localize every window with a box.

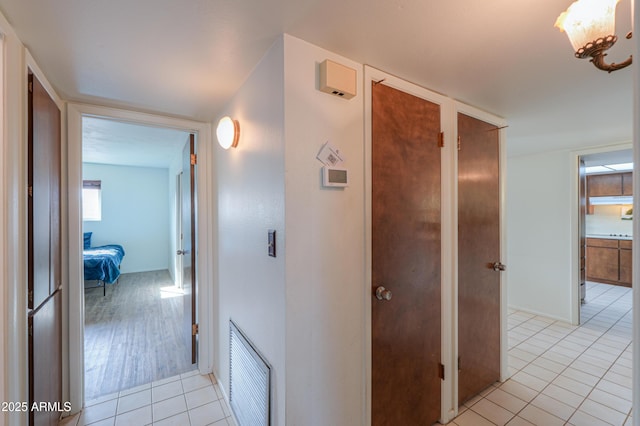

[82,180,102,221]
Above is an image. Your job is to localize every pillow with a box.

[83,232,92,249]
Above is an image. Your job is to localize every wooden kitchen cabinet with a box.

[586,238,633,287]
[587,172,633,197]
[622,172,633,195]
[586,245,619,283]
[588,174,624,196]
[619,248,632,286]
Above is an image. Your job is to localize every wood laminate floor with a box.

[84,269,195,401]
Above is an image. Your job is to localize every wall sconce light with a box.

[555,0,632,73]
[216,116,240,149]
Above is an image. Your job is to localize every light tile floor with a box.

[59,369,237,426]
[61,281,632,426]
[448,281,633,426]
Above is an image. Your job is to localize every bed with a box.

[83,232,125,295]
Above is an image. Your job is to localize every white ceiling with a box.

[582,148,633,166]
[83,117,189,168]
[0,0,634,157]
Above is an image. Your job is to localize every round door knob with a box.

[375,286,392,301]
[492,262,506,272]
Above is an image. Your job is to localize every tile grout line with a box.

[464,284,629,426]
[501,285,632,425]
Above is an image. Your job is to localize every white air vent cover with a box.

[229,320,271,426]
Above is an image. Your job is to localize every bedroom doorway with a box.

[80,117,198,400]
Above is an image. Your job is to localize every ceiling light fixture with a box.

[555,0,632,73]
[216,116,240,149]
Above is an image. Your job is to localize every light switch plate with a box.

[268,230,276,257]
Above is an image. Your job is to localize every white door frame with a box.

[66,103,215,413]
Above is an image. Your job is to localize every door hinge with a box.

[458,356,462,371]
[28,323,33,337]
[438,132,445,148]
[28,186,33,197]
[192,323,199,335]
[457,136,461,151]
[190,154,197,166]
[28,290,33,304]
[439,363,445,380]
[28,81,33,93]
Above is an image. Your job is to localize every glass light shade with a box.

[216,116,239,149]
[555,0,620,52]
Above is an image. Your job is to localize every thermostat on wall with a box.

[322,166,348,188]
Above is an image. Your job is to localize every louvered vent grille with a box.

[229,320,271,426]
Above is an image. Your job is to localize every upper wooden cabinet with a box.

[622,172,633,195]
[587,172,633,197]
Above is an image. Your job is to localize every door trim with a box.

[66,103,215,414]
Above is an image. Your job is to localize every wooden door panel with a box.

[579,159,586,302]
[29,291,62,426]
[372,83,441,425]
[457,113,501,404]
[29,73,61,308]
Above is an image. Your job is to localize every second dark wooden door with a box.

[28,71,62,426]
[457,113,501,404]
[371,82,442,425]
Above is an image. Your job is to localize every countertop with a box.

[586,234,633,240]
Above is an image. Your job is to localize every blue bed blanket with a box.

[83,245,125,284]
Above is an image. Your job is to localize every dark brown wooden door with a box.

[579,159,586,303]
[372,82,441,425]
[457,113,501,404]
[182,134,197,364]
[27,72,62,426]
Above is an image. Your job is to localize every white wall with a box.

[586,204,634,235]
[215,37,287,425]
[0,12,28,426]
[283,35,364,425]
[83,163,170,274]
[506,149,573,322]
[215,35,366,426]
